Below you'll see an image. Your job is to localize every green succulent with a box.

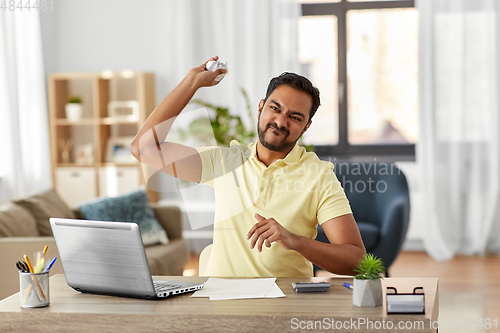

[353,253,385,280]
[67,96,82,104]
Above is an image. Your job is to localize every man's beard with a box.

[257,118,298,153]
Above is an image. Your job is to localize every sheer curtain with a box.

[417,0,500,259]
[164,0,300,123]
[0,10,51,203]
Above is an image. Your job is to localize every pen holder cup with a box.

[19,271,50,308]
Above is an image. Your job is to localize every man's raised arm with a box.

[129,56,226,183]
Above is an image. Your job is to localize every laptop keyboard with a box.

[154,283,182,292]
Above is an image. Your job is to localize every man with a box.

[130,56,366,277]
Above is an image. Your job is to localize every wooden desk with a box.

[0,275,438,332]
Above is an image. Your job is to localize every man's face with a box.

[257,85,312,153]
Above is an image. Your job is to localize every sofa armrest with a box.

[151,204,183,240]
[145,239,189,276]
[0,237,64,300]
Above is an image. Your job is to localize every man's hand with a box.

[186,56,227,88]
[246,213,298,252]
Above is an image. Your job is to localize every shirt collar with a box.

[249,140,302,166]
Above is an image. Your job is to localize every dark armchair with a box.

[315,163,410,276]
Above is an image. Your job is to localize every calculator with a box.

[292,282,331,293]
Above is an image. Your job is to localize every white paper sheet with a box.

[209,282,286,300]
[191,277,285,300]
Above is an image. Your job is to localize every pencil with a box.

[24,255,34,273]
[23,255,46,300]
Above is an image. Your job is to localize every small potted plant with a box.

[65,96,83,122]
[352,253,385,307]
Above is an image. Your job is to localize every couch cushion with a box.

[78,189,169,246]
[13,189,76,236]
[0,203,39,237]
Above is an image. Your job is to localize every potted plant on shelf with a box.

[352,253,385,307]
[65,96,83,122]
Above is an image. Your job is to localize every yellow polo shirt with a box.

[196,140,352,277]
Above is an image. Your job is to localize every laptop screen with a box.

[50,218,156,298]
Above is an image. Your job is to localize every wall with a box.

[40,0,180,104]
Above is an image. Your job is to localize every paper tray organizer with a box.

[386,286,425,315]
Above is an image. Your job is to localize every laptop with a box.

[49,217,204,299]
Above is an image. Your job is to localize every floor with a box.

[389,251,500,325]
[183,251,500,332]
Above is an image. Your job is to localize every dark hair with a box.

[263,72,321,121]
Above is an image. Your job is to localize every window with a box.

[299,15,339,145]
[300,0,417,159]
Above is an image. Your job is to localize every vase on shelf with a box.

[65,96,83,122]
[65,103,82,122]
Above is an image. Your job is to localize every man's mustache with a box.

[265,122,289,136]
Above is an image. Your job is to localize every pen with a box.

[44,257,57,272]
[43,245,48,256]
[343,282,353,290]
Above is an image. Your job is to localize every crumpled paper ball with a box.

[206,60,228,82]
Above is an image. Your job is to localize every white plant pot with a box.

[65,103,82,122]
[352,279,383,307]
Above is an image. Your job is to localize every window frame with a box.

[301,0,416,160]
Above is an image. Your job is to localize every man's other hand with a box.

[247,213,298,252]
